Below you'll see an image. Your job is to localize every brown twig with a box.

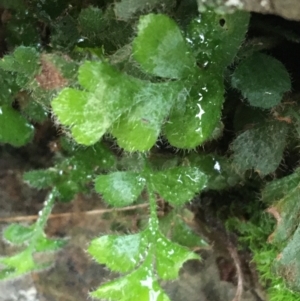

[228,244,244,301]
[0,203,149,223]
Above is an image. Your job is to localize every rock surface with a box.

[198,0,300,20]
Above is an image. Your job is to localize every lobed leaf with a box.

[155,231,199,280]
[52,61,150,145]
[151,166,207,206]
[95,171,146,206]
[90,255,170,301]
[3,224,35,245]
[133,14,196,79]
[164,75,224,149]
[0,105,34,147]
[159,210,208,248]
[88,232,148,273]
[186,153,240,190]
[232,53,291,109]
[111,82,182,151]
[186,10,250,69]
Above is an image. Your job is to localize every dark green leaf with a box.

[186,153,240,190]
[231,121,288,175]
[232,53,291,109]
[160,210,208,248]
[0,105,34,146]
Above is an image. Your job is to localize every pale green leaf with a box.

[155,231,199,280]
[133,14,195,78]
[111,82,181,151]
[90,256,170,301]
[0,250,36,274]
[232,53,291,109]
[52,61,151,145]
[95,171,146,206]
[151,166,207,206]
[3,224,35,245]
[88,232,148,273]
[34,236,67,252]
[0,105,34,146]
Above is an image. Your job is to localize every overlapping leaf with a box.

[52,61,183,148]
[111,81,183,151]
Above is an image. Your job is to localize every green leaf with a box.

[0,46,39,77]
[262,168,300,204]
[95,171,146,206]
[231,121,288,175]
[34,236,67,252]
[111,82,181,151]
[78,6,104,38]
[88,232,148,273]
[232,53,291,109]
[151,166,207,206]
[3,224,35,245]
[159,210,208,248]
[90,256,170,301]
[155,231,199,280]
[23,169,57,189]
[52,61,147,145]
[164,76,224,149]
[186,153,240,190]
[0,105,34,146]
[186,10,250,69]
[0,250,39,278]
[133,14,196,78]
